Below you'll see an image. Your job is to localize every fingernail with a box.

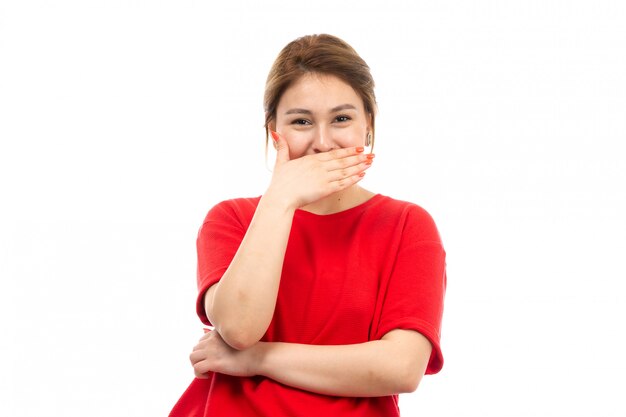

[270,130,279,142]
[366,153,375,160]
[356,146,364,153]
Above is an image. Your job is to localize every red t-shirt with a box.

[170,194,446,417]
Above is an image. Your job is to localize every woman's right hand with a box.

[266,131,373,210]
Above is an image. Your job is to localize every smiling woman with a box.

[169,34,447,417]
[275,74,371,161]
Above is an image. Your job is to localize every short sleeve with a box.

[195,201,249,326]
[374,205,447,374]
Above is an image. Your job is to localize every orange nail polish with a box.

[356,146,364,153]
[270,130,279,142]
[366,153,375,160]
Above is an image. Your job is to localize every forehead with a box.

[277,73,364,112]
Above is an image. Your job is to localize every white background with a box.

[1,1,625,416]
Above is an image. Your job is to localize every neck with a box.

[300,186,375,215]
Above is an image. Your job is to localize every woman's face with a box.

[274,73,372,160]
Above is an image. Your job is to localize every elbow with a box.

[395,359,426,394]
[380,329,432,394]
[225,336,258,351]
[207,292,267,350]
[217,325,263,351]
[400,373,423,393]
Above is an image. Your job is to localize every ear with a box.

[267,119,277,149]
[365,112,375,152]
[366,112,373,131]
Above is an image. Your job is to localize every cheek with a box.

[284,131,310,157]
[334,126,366,145]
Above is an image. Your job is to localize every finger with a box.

[192,340,208,351]
[193,359,212,377]
[190,350,207,365]
[321,152,374,182]
[329,170,367,192]
[316,146,365,162]
[327,159,373,182]
[271,131,290,165]
[324,153,374,173]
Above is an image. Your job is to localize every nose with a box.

[312,126,335,153]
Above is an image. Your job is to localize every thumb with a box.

[271,130,290,165]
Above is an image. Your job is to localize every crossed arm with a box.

[190,326,432,397]
[190,145,433,397]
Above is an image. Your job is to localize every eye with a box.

[291,119,311,126]
[334,115,352,123]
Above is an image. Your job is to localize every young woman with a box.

[170,34,446,417]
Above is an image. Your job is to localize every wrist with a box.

[249,342,271,376]
[260,189,298,214]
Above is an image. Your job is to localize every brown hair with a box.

[264,34,377,150]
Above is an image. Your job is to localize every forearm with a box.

[252,333,430,397]
[208,193,295,349]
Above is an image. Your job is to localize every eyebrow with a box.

[284,103,358,115]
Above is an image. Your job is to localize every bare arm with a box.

[205,134,372,350]
[190,329,432,397]
[254,329,432,396]
[205,195,295,350]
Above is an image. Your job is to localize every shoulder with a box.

[201,196,262,227]
[374,195,442,243]
[374,195,435,219]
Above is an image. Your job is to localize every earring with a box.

[365,132,372,147]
